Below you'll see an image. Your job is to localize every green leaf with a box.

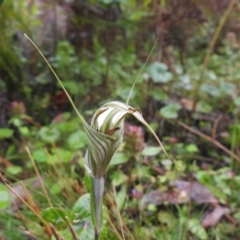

[150,89,168,101]
[188,219,208,240]
[0,185,10,209]
[220,82,235,96]
[39,126,60,143]
[72,193,91,220]
[47,148,72,164]
[147,204,157,212]
[0,128,13,139]
[148,62,172,83]
[174,160,186,172]
[5,145,16,157]
[19,126,31,137]
[32,149,48,163]
[200,84,220,97]
[116,185,127,209]
[230,124,240,148]
[56,119,79,133]
[142,146,161,156]
[129,10,145,21]
[185,143,199,153]
[116,87,134,101]
[67,130,88,150]
[195,171,212,185]
[109,152,128,166]
[234,96,240,107]
[159,103,182,119]
[61,80,79,95]
[10,118,22,127]
[0,0,4,7]
[158,211,176,227]
[110,171,128,186]
[71,194,96,239]
[206,185,227,204]
[41,207,67,229]
[197,101,212,113]
[6,166,22,175]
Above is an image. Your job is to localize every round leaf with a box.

[32,149,48,163]
[148,62,172,83]
[159,103,181,119]
[39,126,60,143]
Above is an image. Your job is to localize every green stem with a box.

[91,176,104,239]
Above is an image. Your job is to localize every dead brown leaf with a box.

[201,206,229,228]
[141,180,218,207]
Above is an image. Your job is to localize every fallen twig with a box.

[176,120,240,163]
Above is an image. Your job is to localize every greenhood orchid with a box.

[84,101,168,237]
[25,34,168,240]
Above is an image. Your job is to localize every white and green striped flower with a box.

[84,101,167,237]
[85,101,167,177]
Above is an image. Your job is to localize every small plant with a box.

[24,34,168,239]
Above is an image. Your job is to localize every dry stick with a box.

[20,181,39,212]
[112,184,125,240]
[176,120,240,162]
[191,0,236,113]
[49,223,64,240]
[65,216,79,240]
[224,213,237,224]
[24,230,40,240]
[126,38,159,105]
[74,180,82,196]
[25,147,53,207]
